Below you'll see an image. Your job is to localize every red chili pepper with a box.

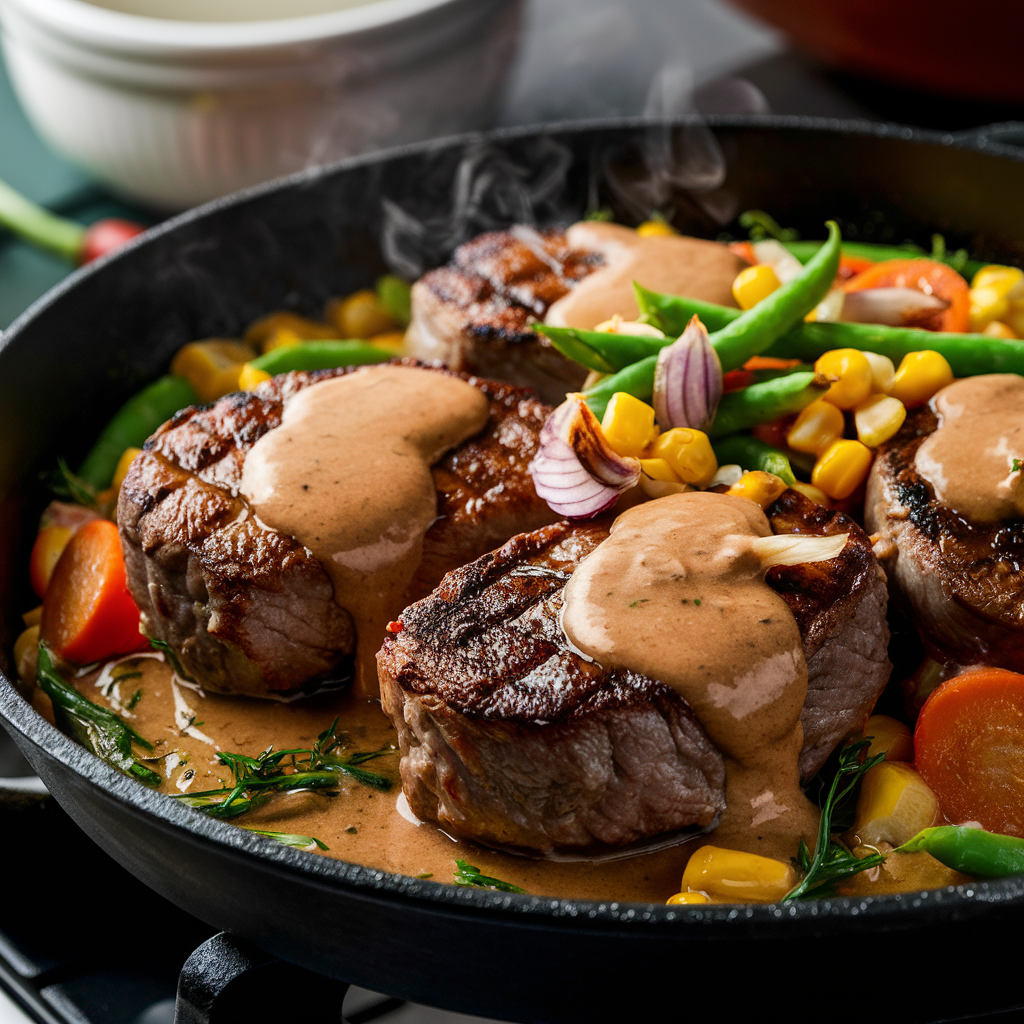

[386,620,404,633]
[79,218,147,264]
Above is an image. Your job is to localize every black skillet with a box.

[2,117,1024,1024]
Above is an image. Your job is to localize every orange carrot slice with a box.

[915,667,1024,836]
[40,519,148,664]
[844,259,970,333]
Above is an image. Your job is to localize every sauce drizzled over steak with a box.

[867,374,1024,670]
[117,362,556,699]
[378,490,890,856]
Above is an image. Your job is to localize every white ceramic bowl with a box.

[0,0,523,209]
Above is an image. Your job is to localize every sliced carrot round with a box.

[844,258,970,333]
[915,668,1024,836]
[40,519,148,664]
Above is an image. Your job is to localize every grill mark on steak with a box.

[867,406,1024,669]
[378,491,890,854]
[406,229,600,405]
[118,361,557,699]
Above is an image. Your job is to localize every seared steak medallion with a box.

[867,405,1024,670]
[378,490,890,855]
[117,361,556,699]
[405,229,598,405]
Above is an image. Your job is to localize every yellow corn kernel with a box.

[636,215,677,237]
[849,762,939,848]
[682,845,797,904]
[812,439,873,500]
[1005,300,1024,338]
[854,393,906,448]
[261,326,302,353]
[238,363,272,391]
[112,447,142,491]
[368,330,407,354]
[639,458,681,483]
[815,348,874,410]
[786,398,845,455]
[170,339,253,403]
[969,285,1010,332]
[970,264,1024,296]
[889,350,954,409]
[651,428,717,487]
[862,350,895,394]
[244,311,334,347]
[984,320,1016,339]
[666,891,709,905]
[862,714,914,763]
[14,624,39,685]
[790,481,830,507]
[732,265,781,310]
[326,289,397,339]
[601,393,658,458]
[22,606,42,628]
[725,470,787,509]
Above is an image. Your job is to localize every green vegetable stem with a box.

[250,340,391,376]
[711,436,796,486]
[77,375,199,490]
[899,826,1024,878]
[581,354,660,421]
[536,324,665,374]
[36,644,161,787]
[709,372,828,439]
[0,177,84,261]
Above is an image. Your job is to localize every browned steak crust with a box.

[406,229,599,404]
[378,491,890,854]
[866,406,1024,670]
[118,361,556,699]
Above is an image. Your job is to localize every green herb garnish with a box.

[42,457,99,510]
[453,859,526,894]
[740,209,799,243]
[1013,458,1023,473]
[242,827,329,851]
[175,719,393,820]
[584,207,614,222]
[36,644,160,787]
[126,688,143,710]
[931,233,970,273]
[782,739,886,901]
[148,637,199,683]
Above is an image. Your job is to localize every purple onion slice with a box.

[652,314,722,432]
[529,396,640,519]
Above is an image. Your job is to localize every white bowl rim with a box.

[0,0,479,52]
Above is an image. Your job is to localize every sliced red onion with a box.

[529,397,640,519]
[841,287,949,326]
[652,314,722,432]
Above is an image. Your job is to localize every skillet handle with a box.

[0,774,49,808]
[952,121,1024,154]
[175,932,350,1024]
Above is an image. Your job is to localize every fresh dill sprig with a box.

[453,860,526,894]
[174,719,394,820]
[126,688,143,710]
[242,828,329,851]
[36,644,161,787]
[41,457,99,510]
[782,738,886,901]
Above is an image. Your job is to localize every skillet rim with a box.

[3,114,1024,932]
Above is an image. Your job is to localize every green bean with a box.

[635,283,739,337]
[638,287,1024,378]
[251,340,391,376]
[764,321,1024,376]
[710,372,826,439]
[78,375,199,489]
[899,826,1024,878]
[783,240,985,280]
[537,325,664,373]
[707,221,841,371]
[582,355,659,421]
[711,435,796,486]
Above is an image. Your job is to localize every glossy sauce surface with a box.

[915,374,1024,524]
[560,492,819,860]
[240,366,489,697]
[544,222,745,330]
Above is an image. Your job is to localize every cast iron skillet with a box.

[2,117,1024,1023]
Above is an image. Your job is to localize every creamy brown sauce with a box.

[544,222,745,330]
[560,492,819,861]
[239,366,489,698]
[914,374,1024,525]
